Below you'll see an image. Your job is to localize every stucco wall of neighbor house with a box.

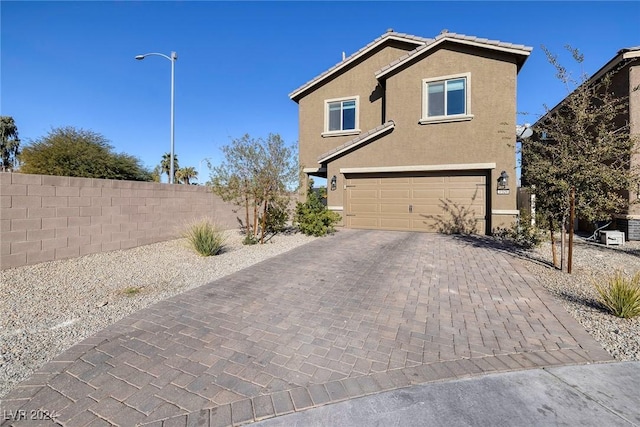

[297,41,417,170]
[320,44,520,230]
[0,173,240,269]
[628,63,640,216]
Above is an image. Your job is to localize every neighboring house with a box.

[289,29,532,233]
[531,47,640,239]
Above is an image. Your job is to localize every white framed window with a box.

[420,73,473,124]
[323,96,360,137]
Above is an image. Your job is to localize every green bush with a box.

[493,210,544,249]
[262,199,290,234]
[294,181,341,237]
[183,219,226,256]
[242,234,259,245]
[594,271,640,319]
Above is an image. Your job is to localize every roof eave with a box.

[317,121,395,164]
[534,47,640,127]
[375,37,532,80]
[289,35,426,102]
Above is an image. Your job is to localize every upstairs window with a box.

[421,73,472,124]
[324,96,360,136]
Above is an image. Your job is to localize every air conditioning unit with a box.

[600,230,625,246]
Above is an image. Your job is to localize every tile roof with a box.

[289,31,430,101]
[375,32,533,78]
[317,121,395,164]
[290,30,532,101]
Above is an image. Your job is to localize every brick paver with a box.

[1,230,612,426]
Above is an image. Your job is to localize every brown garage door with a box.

[345,173,487,233]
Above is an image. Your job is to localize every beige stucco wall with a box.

[628,63,640,215]
[297,41,417,169]
[299,43,521,230]
[0,173,239,269]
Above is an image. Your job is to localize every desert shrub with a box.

[242,234,259,245]
[262,199,290,234]
[294,180,341,237]
[594,271,640,319]
[493,211,544,249]
[183,219,226,256]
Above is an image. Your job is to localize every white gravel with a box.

[521,236,640,362]
[0,230,316,398]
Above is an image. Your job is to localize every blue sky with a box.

[2,1,639,183]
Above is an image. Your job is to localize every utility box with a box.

[600,230,625,246]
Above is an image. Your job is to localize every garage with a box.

[344,172,488,233]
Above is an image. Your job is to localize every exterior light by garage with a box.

[330,175,337,191]
[497,171,509,195]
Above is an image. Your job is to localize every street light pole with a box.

[135,51,178,184]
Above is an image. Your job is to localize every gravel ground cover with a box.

[520,236,640,362]
[0,230,316,398]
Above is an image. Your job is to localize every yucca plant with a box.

[183,219,226,256]
[594,271,640,319]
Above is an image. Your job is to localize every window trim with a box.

[420,72,473,125]
[322,95,361,137]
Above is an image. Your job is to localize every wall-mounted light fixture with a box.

[330,175,337,191]
[498,171,509,189]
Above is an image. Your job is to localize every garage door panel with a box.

[380,218,412,229]
[350,189,378,199]
[380,189,411,200]
[412,176,446,185]
[448,188,483,198]
[346,173,487,233]
[448,175,484,183]
[380,177,411,186]
[412,204,444,215]
[350,203,379,214]
[412,189,446,199]
[350,217,380,228]
[380,204,411,214]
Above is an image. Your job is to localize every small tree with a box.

[0,116,20,171]
[522,46,638,272]
[210,134,298,243]
[20,126,153,181]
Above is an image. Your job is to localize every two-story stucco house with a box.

[290,29,532,233]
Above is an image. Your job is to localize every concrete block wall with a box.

[0,173,240,269]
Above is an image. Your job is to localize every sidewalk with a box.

[254,361,640,427]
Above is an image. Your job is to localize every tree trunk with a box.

[244,194,250,238]
[550,221,558,268]
[253,201,259,238]
[568,187,575,274]
[560,216,566,273]
[260,199,268,244]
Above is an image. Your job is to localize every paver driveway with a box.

[1,230,612,426]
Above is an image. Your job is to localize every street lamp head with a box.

[134,55,145,60]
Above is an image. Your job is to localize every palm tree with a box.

[176,166,198,185]
[151,165,162,182]
[160,152,179,183]
[0,116,20,171]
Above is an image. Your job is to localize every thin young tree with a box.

[211,135,261,240]
[210,134,297,243]
[523,45,638,272]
